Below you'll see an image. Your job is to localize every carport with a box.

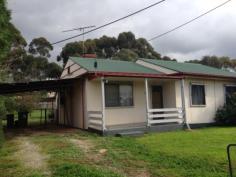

[0,78,78,128]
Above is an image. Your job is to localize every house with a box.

[58,57,236,135]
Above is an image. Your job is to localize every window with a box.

[105,82,133,107]
[225,86,236,104]
[191,84,206,106]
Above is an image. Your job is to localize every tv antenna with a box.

[62,25,96,55]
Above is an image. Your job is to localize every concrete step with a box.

[149,123,183,132]
[116,130,145,137]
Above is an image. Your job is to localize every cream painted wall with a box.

[66,74,236,129]
[175,78,236,124]
[148,80,177,108]
[71,79,84,128]
[85,78,147,127]
[58,79,84,128]
[85,78,178,128]
[85,79,102,111]
[105,80,146,126]
[163,81,177,108]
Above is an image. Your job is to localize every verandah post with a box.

[145,78,150,127]
[101,77,106,132]
[180,79,191,129]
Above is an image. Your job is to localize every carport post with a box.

[101,77,106,132]
[57,91,61,125]
[145,78,150,127]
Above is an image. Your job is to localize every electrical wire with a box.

[52,0,166,45]
[148,0,231,41]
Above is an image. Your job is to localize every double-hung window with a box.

[190,84,206,106]
[105,82,133,107]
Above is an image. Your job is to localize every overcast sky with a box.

[7,0,236,62]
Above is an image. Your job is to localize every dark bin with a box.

[6,114,14,128]
[18,112,28,128]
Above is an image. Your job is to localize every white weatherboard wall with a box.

[176,78,236,124]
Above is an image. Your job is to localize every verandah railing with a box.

[87,111,103,130]
[148,108,183,125]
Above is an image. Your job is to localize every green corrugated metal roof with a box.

[70,57,161,74]
[141,59,236,78]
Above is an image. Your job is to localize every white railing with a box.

[88,111,103,130]
[148,108,183,125]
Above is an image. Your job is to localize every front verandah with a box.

[87,77,187,134]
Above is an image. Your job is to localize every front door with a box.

[152,86,163,109]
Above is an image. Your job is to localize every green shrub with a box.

[215,95,236,125]
[0,119,3,147]
[0,98,5,147]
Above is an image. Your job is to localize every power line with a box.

[62,25,96,33]
[52,0,166,45]
[149,0,231,41]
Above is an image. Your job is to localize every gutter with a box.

[87,71,183,80]
[169,72,236,80]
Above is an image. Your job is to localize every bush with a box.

[0,98,5,147]
[0,119,3,147]
[215,95,236,125]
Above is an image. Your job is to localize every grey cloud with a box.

[7,0,236,62]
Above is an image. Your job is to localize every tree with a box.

[95,36,117,58]
[58,31,163,65]
[3,36,62,82]
[134,38,161,59]
[118,31,136,49]
[187,56,236,71]
[0,0,26,62]
[113,49,138,61]
[45,62,62,78]
[0,0,22,146]
[59,41,84,64]
[28,37,53,57]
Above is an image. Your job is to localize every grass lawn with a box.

[0,127,235,177]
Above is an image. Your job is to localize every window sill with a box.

[190,105,206,108]
[105,106,135,109]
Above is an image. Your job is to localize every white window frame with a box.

[190,83,206,107]
[105,82,134,108]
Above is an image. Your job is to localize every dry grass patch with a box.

[69,138,108,163]
[14,137,51,176]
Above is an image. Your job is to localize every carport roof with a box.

[0,78,77,95]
